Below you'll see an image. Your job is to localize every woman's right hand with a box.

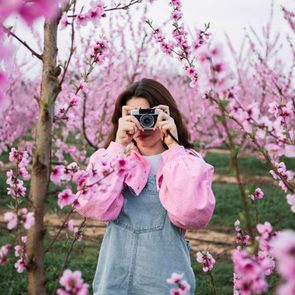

[115,106,144,146]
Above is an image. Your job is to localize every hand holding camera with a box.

[115,106,144,147]
[115,105,179,148]
[152,105,179,149]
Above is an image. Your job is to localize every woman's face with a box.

[126,97,165,154]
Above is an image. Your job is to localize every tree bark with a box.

[26,15,60,295]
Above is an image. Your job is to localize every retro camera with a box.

[130,108,162,130]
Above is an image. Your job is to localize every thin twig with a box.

[1,25,43,61]
[51,219,86,295]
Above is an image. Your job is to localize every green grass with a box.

[210,182,295,230]
[0,234,97,294]
[204,151,295,176]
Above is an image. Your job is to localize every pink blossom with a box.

[277,281,295,295]
[257,251,275,276]
[0,0,22,22]
[21,235,27,243]
[57,289,70,295]
[92,39,109,64]
[196,251,216,272]
[67,219,79,233]
[285,145,295,157]
[59,269,89,294]
[67,162,79,172]
[268,101,279,116]
[7,179,26,197]
[249,187,264,201]
[60,14,69,30]
[287,194,295,213]
[4,212,17,230]
[87,1,106,24]
[15,258,26,273]
[185,66,196,79]
[160,42,173,54]
[171,10,182,21]
[76,14,89,28]
[9,147,21,163]
[18,0,59,25]
[51,165,65,185]
[232,249,268,294]
[271,230,295,281]
[257,222,272,239]
[167,272,190,294]
[58,189,76,209]
[70,95,81,106]
[234,220,250,246]
[0,244,12,265]
[0,0,57,24]
[113,154,129,176]
[14,245,22,257]
[19,165,30,181]
[167,272,184,284]
[6,169,14,186]
[264,143,284,157]
[79,80,88,91]
[22,209,35,230]
[73,170,89,190]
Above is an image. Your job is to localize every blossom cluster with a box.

[0,244,12,265]
[234,220,250,246]
[4,148,35,231]
[14,236,28,273]
[0,0,59,25]
[195,250,216,272]
[57,269,89,295]
[1,147,35,272]
[54,139,87,163]
[286,194,295,213]
[282,6,295,32]
[51,150,133,211]
[148,0,210,88]
[0,235,29,272]
[76,1,106,29]
[196,43,233,92]
[271,230,295,294]
[91,39,109,64]
[249,187,264,201]
[6,148,30,198]
[269,161,294,193]
[166,272,191,295]
[228,100,294,157]
[233,222,276,294]
[4,208,35,231]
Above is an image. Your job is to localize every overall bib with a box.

[92,173,196,294]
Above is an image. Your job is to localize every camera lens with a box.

[140,114,154,128]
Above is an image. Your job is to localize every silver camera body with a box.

[130,108,162,130]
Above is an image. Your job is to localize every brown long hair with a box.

[104,78,194,150]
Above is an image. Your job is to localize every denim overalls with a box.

[92,173,196,294]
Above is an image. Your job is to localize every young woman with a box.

[75,78,216,294]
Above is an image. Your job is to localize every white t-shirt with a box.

[142,153,163,176]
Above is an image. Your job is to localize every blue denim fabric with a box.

[92,173,196,295]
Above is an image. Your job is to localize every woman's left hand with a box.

[153,105,179,149]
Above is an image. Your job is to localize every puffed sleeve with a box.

[158,145,215,229]
[74,141,126,222]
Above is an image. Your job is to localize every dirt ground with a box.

[0,208,235,260]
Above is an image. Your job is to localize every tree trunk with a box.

[26,15,60,295]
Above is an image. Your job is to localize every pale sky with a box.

[5,0,294,77]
